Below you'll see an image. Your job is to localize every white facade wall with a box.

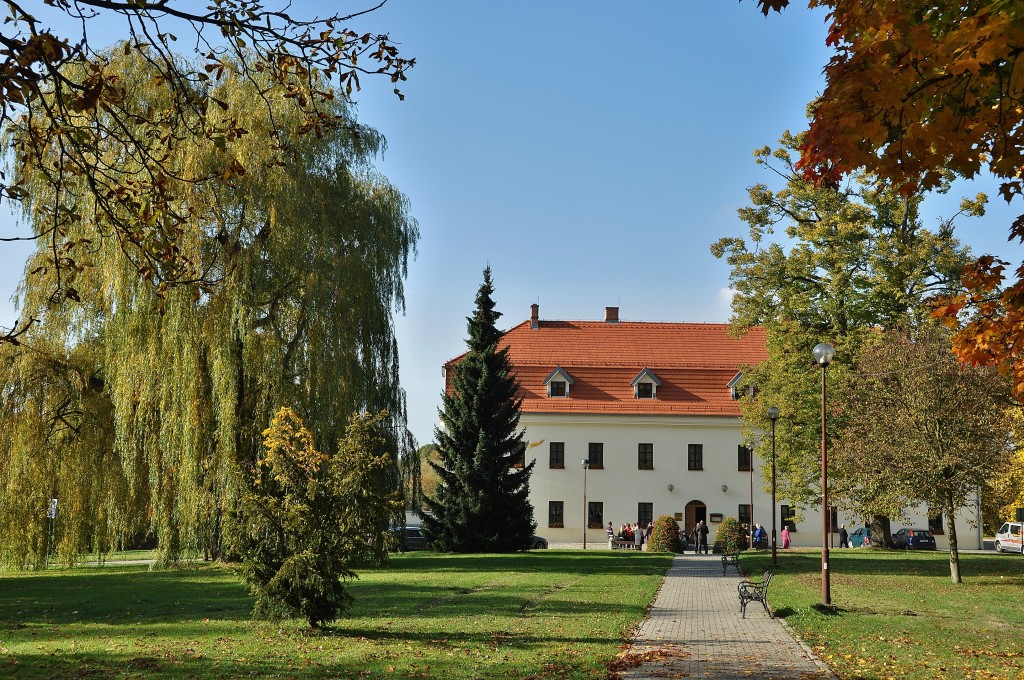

[523,412,982,550]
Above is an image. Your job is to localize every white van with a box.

[994,522,1023,554]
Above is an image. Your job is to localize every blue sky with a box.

[1,1,1022,445]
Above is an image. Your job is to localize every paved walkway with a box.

[617,554,836,679]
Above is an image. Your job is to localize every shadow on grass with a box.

[386,550,670,576]
[6,648,565,680]
[0,565,252,627]
[732,549,1024,584]
[2,555,663,629]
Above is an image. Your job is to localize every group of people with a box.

[607,521,653,550]
[688,520,710,553]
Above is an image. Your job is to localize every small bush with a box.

[647,515,685,553]
[713,517,748,554]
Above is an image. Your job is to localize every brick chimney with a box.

[604,306,619,323]
[530,303,539,329]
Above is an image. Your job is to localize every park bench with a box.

[721,552,741,575]
[609,539,635,549]
[738,570,773,618]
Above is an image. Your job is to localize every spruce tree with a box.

[422,267,536,552]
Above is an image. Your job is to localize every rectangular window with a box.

[549,442,565,469]
[588,442,604,469]
[588,501,604,528]
[928,510,944,535]
[638,443,654,470]
[637,382,654,398]
[781,505,797,532]
[638,502,654,527]
[512,442,525,469]
[829,506,839,532]
[738,445,752,471]
[549,380,566,397]
[738,504,751,527]
[688,443,703,470]
[548,501,564,528]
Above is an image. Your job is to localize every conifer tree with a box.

[422,268,536,552]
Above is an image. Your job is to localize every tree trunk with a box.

[945,494,962,584]
[871,515,895,548]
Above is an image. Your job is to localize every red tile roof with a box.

[445,318,767,417]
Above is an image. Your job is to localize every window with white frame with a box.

[631,368,661,399]
[544,367,573,397]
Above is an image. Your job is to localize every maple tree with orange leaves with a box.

[752,0,1024,395]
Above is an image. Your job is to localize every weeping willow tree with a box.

[0,48,418,567]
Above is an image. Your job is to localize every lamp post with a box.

[768,406,780,566]
[813,342,835,606]
[582,459,590,549]
[749,446,755,550]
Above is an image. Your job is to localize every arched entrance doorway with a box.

[684,500,707,538]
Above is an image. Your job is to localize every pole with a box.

[821,363,831,605]
[771,415,777,566]
[582,460,589,549]
[749,455,754,550]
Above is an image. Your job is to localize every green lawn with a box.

[741,548,1024,680]
[6,548,1022,679]
[0,550,671,679]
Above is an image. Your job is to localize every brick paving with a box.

[618,554,837,679]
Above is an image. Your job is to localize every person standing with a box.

[781,525,791,549]
[633,523,643,550]
[698,520,710,554]
[606,521,614,540]
[839,524,850,548]
[690,522,701,554]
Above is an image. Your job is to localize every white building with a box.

[444,305,982,550]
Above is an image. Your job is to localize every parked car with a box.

[530,535,549,549]
[892,528,937,550]
[994,522,1023,554]
[849,526,872,547]
[392,525,429,551]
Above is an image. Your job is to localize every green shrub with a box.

[713,517,748,554]
[228,408,402,628]
[647,515,685,553]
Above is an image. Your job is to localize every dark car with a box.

[392,525,429,551]
[849,526,872,547]
[893,528,937,550]
[530,535,548,549]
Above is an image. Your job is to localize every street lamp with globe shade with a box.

[812,342,835,606]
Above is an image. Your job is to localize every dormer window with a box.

[728,371,754,400]
[544,367,574,398]
[631,368,661,399]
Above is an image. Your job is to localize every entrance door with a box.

[684,500,707,537]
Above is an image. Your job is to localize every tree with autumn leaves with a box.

[750,0,1024,397]
[0,49,417,567]
[830,327,1014,583]
[0,1,411,344]
[712,134,976,542]
[229,407,402,628]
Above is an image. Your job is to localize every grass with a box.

[741,548,1024,679]
[0,550,671,679]
[7,548,1022,679]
